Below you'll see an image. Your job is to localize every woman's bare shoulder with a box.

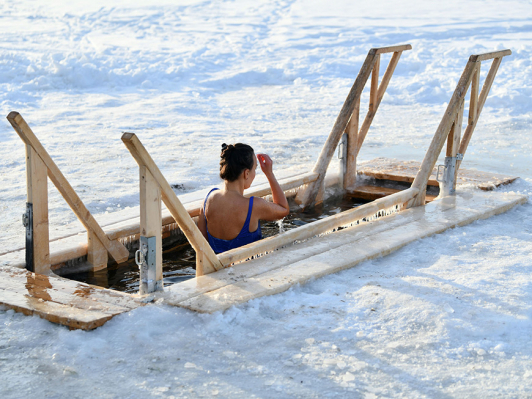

[207,190,248,213]
[252,196,290,221]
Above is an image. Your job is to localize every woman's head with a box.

[220,143,255,183]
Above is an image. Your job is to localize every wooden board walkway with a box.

[163,190,526,313]
[358,158,518,190]
[0,266,142,330]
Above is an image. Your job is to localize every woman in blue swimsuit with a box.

[198,143,290,254]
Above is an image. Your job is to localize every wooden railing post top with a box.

[121,132,136,142]
[7,112,37,149]
[469,49,512,62]
[7,111,21,121]
[371,44,412,54]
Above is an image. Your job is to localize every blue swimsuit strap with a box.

[240,196,254,235]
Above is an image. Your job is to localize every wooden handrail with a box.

[296,44,412,208]
[219,187,419,266]
[373,44,412,54]
[7,112,130,273]
[469,49,511,62]
[121,133,224,276]
[409,49,511,206]
[244,171,318,199]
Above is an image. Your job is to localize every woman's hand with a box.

[257,153,273,177]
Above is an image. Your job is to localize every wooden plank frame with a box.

[121,133,224,277]
[7,112,130,272]
[408,49,511,207]
[0,266,142,330]
[297,44,412,209]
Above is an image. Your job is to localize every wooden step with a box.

[358,157,518,190]
[0,266,142,330]
[346,185,438,202]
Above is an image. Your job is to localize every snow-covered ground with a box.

[1,0,531,397]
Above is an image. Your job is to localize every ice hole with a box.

[66,192,406,293]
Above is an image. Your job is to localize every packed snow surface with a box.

[1,0,531,397]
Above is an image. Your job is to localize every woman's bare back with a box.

[204,190,259,240]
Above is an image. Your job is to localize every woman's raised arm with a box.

[254,153,289,221]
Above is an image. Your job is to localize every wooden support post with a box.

[377,52,402,101]
[87,231,108,271]
[446,122,456,157]
[449,99,464,190]
[196,252,210,277]
[344,97,360,190]
[369,54,380,113]
[7,112,130,266]
[121,133,223,276]
[25,145,50,274]
[139,166,163,291]
[338,133,347,189]
[469,64,480,125]
[447,99,464,158]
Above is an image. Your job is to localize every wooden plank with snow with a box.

[0,266,142,330]
[358,158,518,190]
[217,188,418,266]
[346,185,437,202]
[164,190,526,313]
[163,199,430,306]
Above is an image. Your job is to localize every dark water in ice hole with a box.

[68,195,366,293]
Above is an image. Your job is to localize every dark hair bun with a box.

[220,143,255,182]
